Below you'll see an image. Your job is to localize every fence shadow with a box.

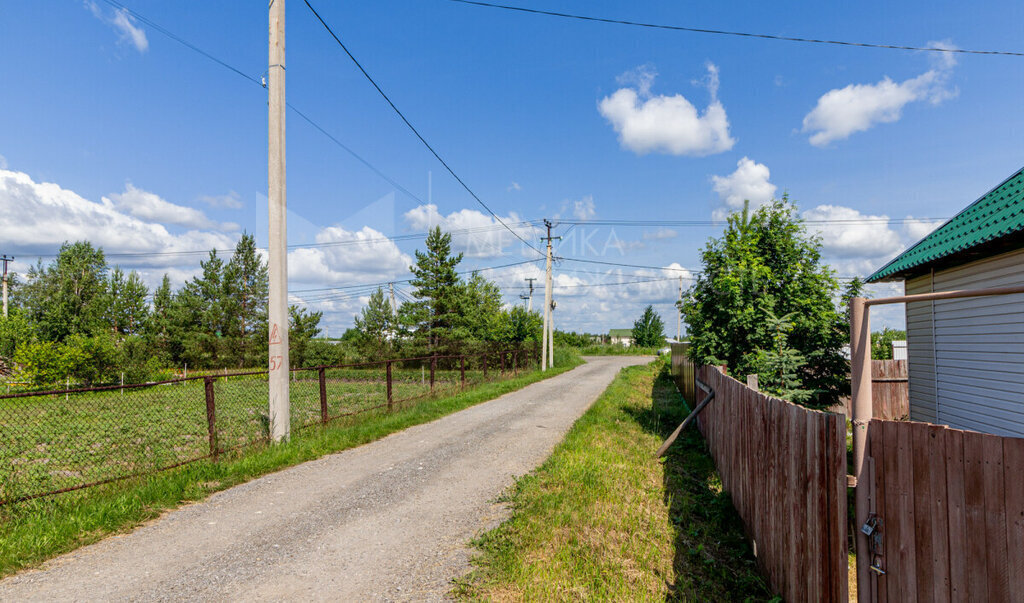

[621,366,771,601]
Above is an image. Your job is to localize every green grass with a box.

[453,359,773,602]
[0,353,582,578]
[576,344,662,356]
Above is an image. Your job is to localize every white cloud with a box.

[402,204,536,258]
[107,183,237,231]
[598,63,735,156]
[0,155,7,169]
[802,205,903,260]
[85,2,148,53]
[560,195,595,221]
[0,168,235,268]
[642,228,677,241]
[903,215,945,241]
[287,226,412,287]
[198,191,244,209]
[711,157,777,220]
[802,41,958,146]
[507,182,521,192]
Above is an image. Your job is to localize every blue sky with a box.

[1,0,1022,334]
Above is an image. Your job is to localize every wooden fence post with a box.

[500,350,506,374]
[386,360,393,412]
[513,348,519,374]
[460,355,466,390]
[746,374,759,391]
[483,354,488,380]
[319,367,328,424]
[204,376,218,460]
[430,354,436,391]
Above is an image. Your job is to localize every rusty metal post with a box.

[319,367,328,424]
[204,376,218,460]
[500,350,506,374]
[430,354,436,391]
[386,360,393,412]
[483,354,488,380]
[460,355,466,390]
[850,296,873,599]
[513,348,519,375]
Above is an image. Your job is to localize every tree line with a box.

[0,227,544,387]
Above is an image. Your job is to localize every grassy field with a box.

[454,359,773,602]
[0,365,500,504]
[0,355,577,578]
[576,344,663,356]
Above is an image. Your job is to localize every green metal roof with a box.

[609,329,632,337]
[867,166,1024,282]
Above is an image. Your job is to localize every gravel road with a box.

[1,356,650,602]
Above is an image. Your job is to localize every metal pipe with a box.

[863,284,1024,306]
[850,296,873,598]
[654,377,715,459]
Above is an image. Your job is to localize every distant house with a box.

[609,329,632,346]
[867,166,1024,436]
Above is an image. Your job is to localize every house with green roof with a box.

[608,328,632,346]
[867,166,1024,436]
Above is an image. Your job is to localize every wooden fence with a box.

[669,342,696,404]
[696,366,849,602]
[864,419,1024,601]
[835,359,909,420]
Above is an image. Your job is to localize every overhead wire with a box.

[302,0,545,257]
[448,0,1024,57]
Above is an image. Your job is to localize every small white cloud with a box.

[802,205,903,260]
[570,196,595,221]
[802,42,957,146]
[507,182,522,192]
[642,228,678,241]
[598,63,735,157]
[711,157,777,220]
[403,204,536,258]
[903,215,945,241]
[0,155,7,170]
[198,191,244,209]
[108,183,236,231]
[85,2,148,53]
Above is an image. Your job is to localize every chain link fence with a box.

[0,343,537,505]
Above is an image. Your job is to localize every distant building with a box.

[608,329,632,346]
[867,166,1024,436]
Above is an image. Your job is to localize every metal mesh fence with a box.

[0,344,536,505]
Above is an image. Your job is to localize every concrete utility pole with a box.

[525,277,536,312]
[677,275,683,341]
[267,0,289,442]
[1,255,13,318]
[540,221,560,371]
[389,282,397,314]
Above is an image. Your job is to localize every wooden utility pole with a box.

[1,255,13,318]
[267,0,289,442]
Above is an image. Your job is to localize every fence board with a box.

[881,421,903,602]
[927,424,952,603]
[870,423,888,603]
[962,430,989,600]
[945,429,968,602]
[982,434,1009,600]
[1004,436,1024,601]
[911,423,935,601]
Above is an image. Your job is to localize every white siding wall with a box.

[904,247,1024,436]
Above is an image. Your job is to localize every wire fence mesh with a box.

[0,343,537,505]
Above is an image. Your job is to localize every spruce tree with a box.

[405,227,463,349]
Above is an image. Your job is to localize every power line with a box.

[97,0,428,206]
[555,217,950,227]
[302,0,545,257]
[448,0,1024,58]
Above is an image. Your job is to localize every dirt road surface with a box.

[1,356,650,602]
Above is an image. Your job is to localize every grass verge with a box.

[453,359,773,602]
[0,354,583,578]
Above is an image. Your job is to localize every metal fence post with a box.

[483,354,488,380]
[204,376,218,460]
[513,348,519,375]
[319,367,328,424]
[460,355,466,389]
[386,360,393,412]
[850,296,873,597]
[430,354,436,391]
[500,349,506,374]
